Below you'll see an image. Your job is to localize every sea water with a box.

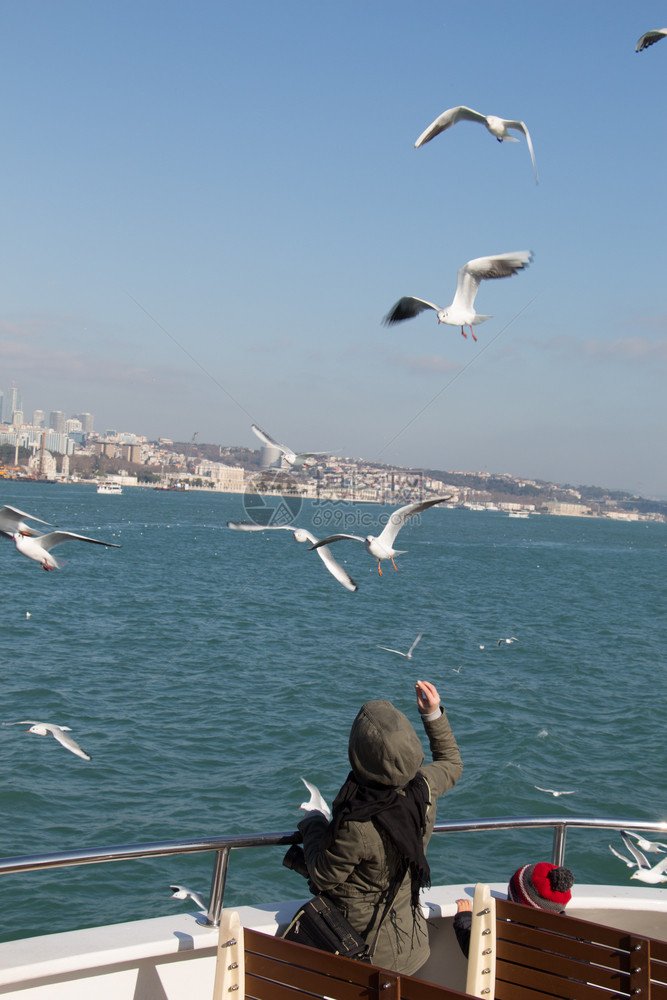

[0,482,665,943]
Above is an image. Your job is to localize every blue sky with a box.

[2,1,666,496]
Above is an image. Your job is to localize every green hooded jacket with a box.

[299,700,462,975]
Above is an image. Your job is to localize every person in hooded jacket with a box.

[298,679,462,976]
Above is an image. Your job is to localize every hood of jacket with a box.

[348,699,424,788]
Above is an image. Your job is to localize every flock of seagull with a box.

[2,502,119,761]
[6,26,665,893]
[609,830,667,885]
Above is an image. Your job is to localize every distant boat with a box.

[508,510,529,518]
[97,481,122,495]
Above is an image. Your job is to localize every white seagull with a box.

[610,834,667,884]
[309,496,452,575]
[383,251,533,341]
[227,522,358,592]
[3,721,91,760]
[299,778,331,821]
[11,530,121,571]
[0,504,51,537]
[251,424,329,468]
[636,29,667,52]
[377,632,424,659]
[622,829,667,854]
[170,885,207,910]
[414,106,538,183]
[534,786,576,798]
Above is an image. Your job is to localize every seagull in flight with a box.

[170,885,208,910]
[609,833,667,884]
[3,720,91,760]
[0,504,51,537]
[300,778,331,821]
[414,106,538,183]
[251,424,329,468]
[622,829,667,854]
[636,28,667,51]
[534,786,576,798]
[309,496,452,575]
[383,251,532,341]
[11,530,121,570]
[227,522,358,591]
[378,632,424,659]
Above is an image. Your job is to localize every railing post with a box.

[205,847,231,927]
[551,824,567,866]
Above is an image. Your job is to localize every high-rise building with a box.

[4,384,22,424]
[33,409,45,427]
[75,412,94,433]
[49,410,65,433]
[0,391,4,423]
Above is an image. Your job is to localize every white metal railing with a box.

[0,816,665,928]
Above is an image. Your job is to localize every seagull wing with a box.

[47,724,91,760]
[377,496,452,548]
[300,777,331,820]
[0,505,51,535]
[250,423,295,463]
[621,831,651,869]
[502,120,538,183]
[377,646,408,657]
[305,538,359,592]
[309,533,365,549]
[382,297,442,325]
[636,28,667,51]
[647,855,667,876]
[609,844,637,868]
[407,632,424,656]
[227,522,293,532]
[32,531,121,552]
[414,106,488,147]
[452,251,533,314]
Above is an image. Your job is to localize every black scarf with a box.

[328,771,431,908]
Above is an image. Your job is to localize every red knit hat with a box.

[508,863,574,912]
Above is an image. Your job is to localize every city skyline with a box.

[2,3,667,498]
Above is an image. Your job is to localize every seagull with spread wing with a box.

[227,522,358,592]
[636,28,667,51]
[414,105,538,183]
[309,496,451,575]
[3,720,91,760]
[0,504,51,537]
[378,632,424,659]
[11,530,121,570]
[383,250,532,341]
[251,424,329,468]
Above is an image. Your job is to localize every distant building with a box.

[196,461,245,492]
[543,501,590,517]
[65,418,83,435]
[259,445,282,469]
[75,412,94,433]
[4,385,22,424]
[120,444,142,464]
[49,410,65,433]
[33,409,45,427]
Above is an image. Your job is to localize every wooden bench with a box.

[463,883,667,1000]
[211,899,667,1000]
